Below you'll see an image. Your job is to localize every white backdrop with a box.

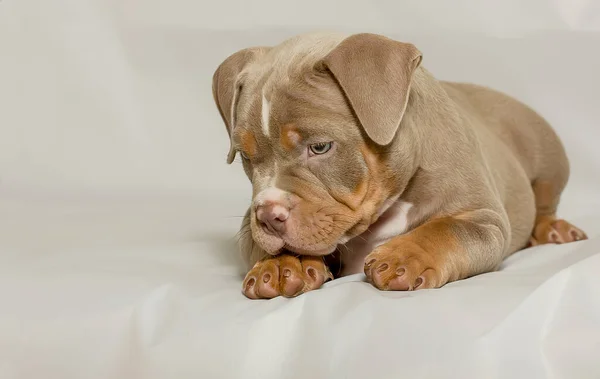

[1,1,599,378]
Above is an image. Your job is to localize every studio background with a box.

[1,1,599,378]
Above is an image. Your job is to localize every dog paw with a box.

[242,254,333,299]
[364,241,441,291]
[529,218,588,246]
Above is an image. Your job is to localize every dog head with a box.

[212,32,423,256]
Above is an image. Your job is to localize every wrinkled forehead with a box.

[232,33,351,139]
[232,72,354,150]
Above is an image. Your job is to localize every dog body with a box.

[212,32,586,299]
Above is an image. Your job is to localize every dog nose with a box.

[256,203,289,235]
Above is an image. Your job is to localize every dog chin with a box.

[256,236,285,256]
[254,229,339,257]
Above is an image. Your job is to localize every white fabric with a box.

[1,1,600,378]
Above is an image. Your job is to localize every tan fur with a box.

[279,123,301,151]
[365,212,505,291]
[212,32,587,299]
[238,129,258,158]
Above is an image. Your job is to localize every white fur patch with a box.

[261,94,270,137]
[254,187,287,206]
[371,201,413,247]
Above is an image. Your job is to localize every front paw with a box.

[242,254,333,299]
[364,240,442,291]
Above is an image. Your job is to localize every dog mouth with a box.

[251,214,343,256]
[256,229,340,257]
[251,203,359,257]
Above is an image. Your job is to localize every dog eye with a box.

[309,142,333,155]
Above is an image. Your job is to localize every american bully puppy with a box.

[212,32,587,299]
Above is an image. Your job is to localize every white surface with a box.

[1,1,600,378]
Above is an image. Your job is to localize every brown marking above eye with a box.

[239,128,258,158]
[280,123,302,151]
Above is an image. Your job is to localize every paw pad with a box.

[364,248,440,291]
[242,255,332,299]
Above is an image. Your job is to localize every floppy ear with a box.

[322,33,422,146]
[212,47,269,163]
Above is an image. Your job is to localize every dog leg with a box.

[528,180,588,246]
[364,209,507,291]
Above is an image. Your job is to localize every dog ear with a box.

[322,33,422,146]
[212,47,269,163]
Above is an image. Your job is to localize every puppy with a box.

[212,32,587,299]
